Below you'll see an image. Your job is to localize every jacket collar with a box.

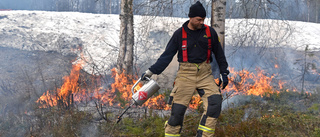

[182,20,206,32]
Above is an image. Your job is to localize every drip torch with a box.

[116,77,160,123]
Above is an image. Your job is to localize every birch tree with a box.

[117,0,134,75]
[211,0,226,50]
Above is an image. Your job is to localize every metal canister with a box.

[131,77,160,106]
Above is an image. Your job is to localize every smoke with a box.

[80,122,99,137]
[222,95,252,110]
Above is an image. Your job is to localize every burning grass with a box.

[3,58,320,136]
[36,59,305,112]
[32,59,320,136]
[36,60,170,110]
[225,67,286,97]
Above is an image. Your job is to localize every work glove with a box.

[218,73,228,89]
[141,69,153,80]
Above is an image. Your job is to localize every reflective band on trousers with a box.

[165,133,181,137]
[198,125,215,134]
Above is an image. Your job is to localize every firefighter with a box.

[142,1,229,136]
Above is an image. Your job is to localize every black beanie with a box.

[188,1,206,18]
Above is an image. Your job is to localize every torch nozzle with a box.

[116,102,134,124]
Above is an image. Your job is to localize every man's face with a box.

[189,17,205,30]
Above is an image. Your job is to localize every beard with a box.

[191,22,202,30]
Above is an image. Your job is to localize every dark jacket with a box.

[149,20,229,75]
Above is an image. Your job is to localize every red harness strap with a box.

[181,25,212,63]
[182,27,188,62]
[204,24,212,63]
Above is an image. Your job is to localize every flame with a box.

[36,58,307,110]
[274,64,279,68]
[184,67,287,109]
[189,94,202,109]
[102,68,170,110]
[36,62,171,110]
[224,67,284,97]
[262,114,280,119]
[311,69,320,76]
[36,61,85,108]
[98,68,140,107]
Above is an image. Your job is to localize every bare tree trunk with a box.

[118,0,134,75]
[307,0,310,22]
[211,0,226,50]
[301,45,309,93]
[316,0,319,23]
[109,0,112,14]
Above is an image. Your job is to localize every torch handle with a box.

[131,78,141,95]
[131,77,150,95]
